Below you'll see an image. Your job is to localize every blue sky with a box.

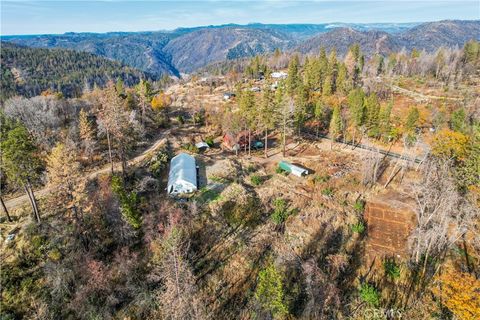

[1,1,479,35]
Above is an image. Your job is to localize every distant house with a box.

[195,141,210,151]
[223,131,264,151]
[167,153,197,195]
[222,133,240,151]
[271,71,288,79]
[223,92,236,100]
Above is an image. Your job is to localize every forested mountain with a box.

[1,32,179,76]
[0,43,150,102]
[2,20,479,76]
[296,20,480,56]
[296,28,401,56]
[163,27,292,72]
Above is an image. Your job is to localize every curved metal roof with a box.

[167,153,197,194]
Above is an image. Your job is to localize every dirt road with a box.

[4,134,169,212]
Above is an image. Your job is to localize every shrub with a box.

[149,149,169,177]
[182,143,199,154]
[255,262,289,318]
[111,176,142,229]
[351,222,365,234]
[250,175,262,186]
[275,166,285,174]
[271,198,292,225]
[204,136,215,147]
[321,187,334,197]
[383,259,401,279]
[176,115,185,124]
[314,174,330,183]
[353,200,365,213]
[359,283,380,307]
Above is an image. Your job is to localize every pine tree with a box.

[259,82,277,158]
[336,63,349,94]
[98,82,138,176]
[239,87,256,155]
[329,105,343,143]
[328,48,338,89]
[450,108,467,133]
[379,100,393,141]
[0,119,42,222]
[46,142,87,220]
[78,108,96,159]
[314,98,325,137]
[322,75,332,96]
[365,93,381,137]
[135,79,152,124]
[405,106,420,144]
[294,83,308,135]
[347,88,366,129]
[286,55,300,97]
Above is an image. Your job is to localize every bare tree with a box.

[408,159,478,276]
[153,214,207,320]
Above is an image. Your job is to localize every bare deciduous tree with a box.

[409,159,478,276]
[153,214,207,320]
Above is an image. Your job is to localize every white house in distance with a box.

[271,71,288,79]
[167,153,198,195]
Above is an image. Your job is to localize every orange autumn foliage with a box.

[151,92,172,111]
[432,265,480,320]
[431,128,469,160]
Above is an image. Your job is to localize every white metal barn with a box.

[167,153,197,195]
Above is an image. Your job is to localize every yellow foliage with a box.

[151,92,172,111]
[432,265,480,320]
[431,128,469,160]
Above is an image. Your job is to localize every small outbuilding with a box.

[167,153,198,195]
[278,161,309,177]
[223,92,236,100]
[271,71,288,79]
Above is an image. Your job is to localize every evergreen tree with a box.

[259,83,277,158]
[379,100,393,141]
[286,55,300,97]
[336,63,349,94]
[46,142,87,221]
[135,79,152,124]
[238,87,256,155]
[318,47,328,91]
[329,104,343,143]
[347,88,366,129]
[78,108,96,159]
[365,93,381,137]
[405,106,420,144]
[322,75,332,96]
[294,83,308,135]
[314,98,326,137]
[0,119,42,222]
[451,108,467,133]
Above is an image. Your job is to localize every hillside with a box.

[296,28,401,56]
[0,43,149,101]
[297,20,480,56]
[163,27,292,73]
[398,20,480,52]
[2,32,180,76]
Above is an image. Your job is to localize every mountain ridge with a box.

[2,20,479,76]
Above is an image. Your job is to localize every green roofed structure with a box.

[278,161,309,177]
